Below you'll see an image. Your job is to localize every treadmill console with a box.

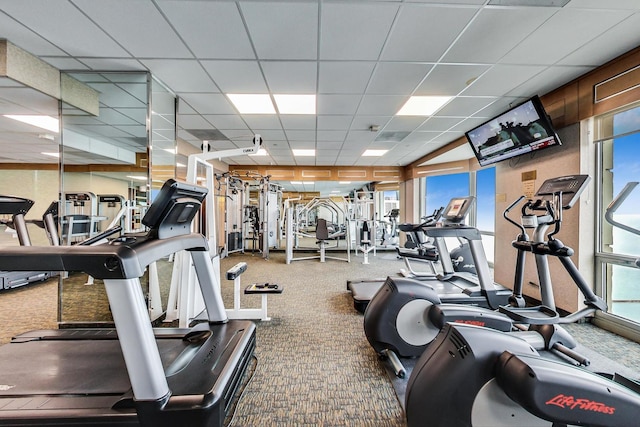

[441,196,475,225]
[534,175,591,209]
[142,179,208,239]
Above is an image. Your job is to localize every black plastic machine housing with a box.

[0,179,256,426]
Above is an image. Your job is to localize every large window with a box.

[424,167,496,263]
[596,103,640,328]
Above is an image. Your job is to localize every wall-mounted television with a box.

[465,95,561,167]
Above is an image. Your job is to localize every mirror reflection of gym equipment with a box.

[285,196,352,263]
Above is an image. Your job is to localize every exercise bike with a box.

[404,179,640,427]
[364,175,600,377]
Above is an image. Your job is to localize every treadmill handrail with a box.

[0,232,208,279]
[605,182,640,237]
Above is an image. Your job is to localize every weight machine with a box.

[215,173,247,258]
[165,135,282,327]
[285,196,352,263]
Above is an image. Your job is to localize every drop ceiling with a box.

[1,0,640,168]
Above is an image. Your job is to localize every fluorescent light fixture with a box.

[127,175,148,181]
[41,152,59,158]
[290,181,303,185]
[304,182,314,185]
[292,149,315,157]
[227,94,275,114]
[249,148,268,156]
[396,96,452,116]
[163,148,176,154]
[4,115,59,132]
[331,190,340,193]
[362,149,388,157]
[274,94,316,114]
[417,166,464,175]
[339,181,351,184]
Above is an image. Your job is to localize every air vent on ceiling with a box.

[186,129,229,141]
[374,131,410,142]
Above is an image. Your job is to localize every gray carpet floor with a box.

[1,249,639,426]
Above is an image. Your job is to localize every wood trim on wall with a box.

[228,165,404,182]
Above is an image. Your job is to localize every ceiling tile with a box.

[320,2,398,60]
[179,94,236,115]
[317,95,361,115]
[177,114,212,129]
[501,8,631,65]
[261,61,317,93]
[443,7,556,63]
[384,116,427,131]
[559,12,640,66]
[0,0,131,57]
[417,117,465,132]
[507,65,593,98]
[382,3,478,61]
[200,60,267,93]
[317,130,348,141]
[318,62,376,94]
[80,58,146,71]
[317,116,353,130]
[279,115,316,130]
[202,115,249,130]
[0,13,66,56]
[357,95,407,116]
[73,0,191,58]
[366,63,433,95]
[317,140,345,150]
[157,1,255,59]
[285,130,316,141]
[415,64,492,97]
[350,116,393,132]
[435,96,495,117]
[141,60,218,93]
[241,2,318,60]
[240,115,283,130]
[460,65,547,97]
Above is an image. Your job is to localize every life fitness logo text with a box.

[546,394,615,415]
[453,319,486,327]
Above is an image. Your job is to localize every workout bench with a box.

[226,261,283,321]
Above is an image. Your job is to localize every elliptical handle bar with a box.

[421,206,444,227]
[503,195,527,236]
[605,182,640,237]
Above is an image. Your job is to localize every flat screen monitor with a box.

[465,96,561,167]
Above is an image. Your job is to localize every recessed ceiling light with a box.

[226,94,275,114]
[163,148,176,154]
[273,94,316,114]
[290,181,303,185]
[363,149,388,157]
[41,152,59,158]
[249,148,268,156]
[396,96,452,116]
[127,175,148,181]
[292,149,315,157]
[4,115,60,133]
[339,181,351,184]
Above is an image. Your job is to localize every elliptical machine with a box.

[404,177,640,427]
[364,175,599,377]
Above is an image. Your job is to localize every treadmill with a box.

[348,196,512,312]
[0,196,54,289]
[0,179,256,426]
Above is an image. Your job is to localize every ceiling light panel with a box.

[396,96,452,116]
[227,94,275,114]
[292,149,315,156]
[274,94,316,114]
[4,115,60,132]
[362,149,388,157]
